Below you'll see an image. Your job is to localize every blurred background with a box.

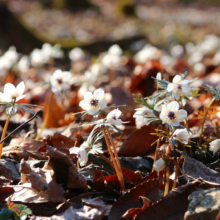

[1,0,220,54]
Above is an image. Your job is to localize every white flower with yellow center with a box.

[167,75,191,100]
[160,101,187,127]
[172,128,190,144]
[79,88,107,116]
[50,69,72,94]
[209,139,220,154]
[0,81,26,103]
[133,107,156,125]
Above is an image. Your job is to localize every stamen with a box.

[57,79,63,84]
[167,111,176,120]
[177,84,182,90]
[89,99,99,107]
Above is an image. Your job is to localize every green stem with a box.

[199,97,216,145]
[0,116,10,159]
[35,92,53,140]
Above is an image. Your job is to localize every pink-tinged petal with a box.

[177,109,187,122]
[100,99,107,109]
[94,88,105,100]
[167,101,179,111]
[4,83,15,97]
[16,81,25,96]
[84,91,93,101]
[87,108,99,115]
[167,83,174,92]
[173,75,181,83]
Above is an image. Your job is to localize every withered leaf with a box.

[45,146,87,191]
[178,150,220,185]
[118,125,158,157]
[20,159,66,202]
[135,180,203,220]
[121,196,152,220]
[30,197,108,220]
[108,179,160,220]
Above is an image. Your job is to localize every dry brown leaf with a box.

[20,159,66,203]
[30,197,108,220]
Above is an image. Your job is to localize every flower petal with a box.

[4,83,15,97]
[167,101,179,111]
[84,91,93,101]
[94,88,105,100]
[177,109,187,122]
[15,95,26,102]
[69,147,80,154]
[173,75,181,83]
[167,83,174,92]
[99,99,107,110]
[15,81,25,96]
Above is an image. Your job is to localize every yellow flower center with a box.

[88,97,100,109]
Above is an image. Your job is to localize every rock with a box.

[184,187,220,220]
[0,159,20,181]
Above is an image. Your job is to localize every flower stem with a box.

[199,97,216,145]
[105,126,125,187]
[164,144,171,196]
[35,92,53,140]
[169,158,178,190]
[97,154,114,167]
[102,124,125,191]
[152,138,161,172]
[0,116,10,159]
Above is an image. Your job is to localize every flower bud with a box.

[153,158,166,172]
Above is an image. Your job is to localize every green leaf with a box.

[0,209,15,220]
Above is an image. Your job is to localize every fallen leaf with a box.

[44,146,87,191]
[108,179,160,220]
[118,125,158,157]
[30,197,108,220]
[178,150,220,186]
[20,160,66,203]
[121,196,152,220]
[0,186,14,202]
[0,159,20,181]
[135,180,203,220]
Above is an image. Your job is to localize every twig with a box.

[0,110,43,145]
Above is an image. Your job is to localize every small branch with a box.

[0,110,43,145]
[96,154,114,167]
[169,158,178,190]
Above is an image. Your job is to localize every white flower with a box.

[160,101,187,127]
[167,75,191,100]
[18,56,30,73]
[153,158,166,172]
[50,69,72,93]
[4,46,18,64]
[69,47,85,61]
[172,129,190,144]
[0,81,25,103]
[42,43,63,62]
[79,88,107,115]
[133,107,156,125]
[108,44,123,56]
[102,53,121,68]
[30,49,44,67]
[107,109,126,126]
[209,139,220,154]
[69,147,88,166]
